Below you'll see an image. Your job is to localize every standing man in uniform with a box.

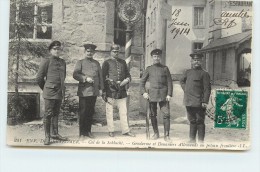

[180,52,211,143]
[73,43,103,139]
[140,49,173,142]
[36,41,68,145]
[102,44,135,137]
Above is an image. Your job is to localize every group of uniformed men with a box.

[36,41,211,145]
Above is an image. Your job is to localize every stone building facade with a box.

[8,0,145,121]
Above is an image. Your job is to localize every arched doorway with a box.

[237,48,251,87]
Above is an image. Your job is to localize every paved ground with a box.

[6,119,250,150]
[6,85,250,150]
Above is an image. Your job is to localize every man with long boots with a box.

[180,52,211,143]
[140,49,173,142]
[36,41,68,145]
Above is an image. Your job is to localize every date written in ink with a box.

[168,9,191,39]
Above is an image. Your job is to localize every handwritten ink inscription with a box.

[168,9,190,39]
[211,9,251,32]
[213,18,237,30]
[221,9,250,18]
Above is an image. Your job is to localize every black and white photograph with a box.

[5,0,253,150]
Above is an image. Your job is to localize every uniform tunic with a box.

[102,58,131,99]
[73,58,104,97]
[180,67,211,107]
[36,56,66,100]
[140,63,173,102]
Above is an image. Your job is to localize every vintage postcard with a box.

[6,0,252,150]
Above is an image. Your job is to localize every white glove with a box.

[202,103,208,109]
[143,93,149,100]
[166,95,171,101]
[99,90,103,96]
[86,77,94,83]
[120,78,129,86]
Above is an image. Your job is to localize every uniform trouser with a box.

[186,106,206,142]
[79,96,97,136]
[44,99,62,137]
[105,97,130,134]
[149,101,170,136]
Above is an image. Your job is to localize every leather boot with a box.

[44,120,51,145]
[163,118,171,142]
[86,132,95,139]
[197,124,205,143]
[150,116,159,140]
[51,116,68,141]
[189,123,197,143]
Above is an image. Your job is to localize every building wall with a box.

[220,1,252,38]
[145,0,207,75]
[207,48,236,86]
[205,0,252,42]
[145,0,160,67]
[166,0,207,74]
[51,0,144,82]
[206,0,222,43]
[8,0,145,121]
[203,0,252,86]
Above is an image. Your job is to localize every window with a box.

[9,0,53,40]
[193,42,203,51]
[222,49,227,73]
[114,0,126,46]
[194,7,204,28]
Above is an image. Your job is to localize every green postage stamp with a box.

[215,90,248,129]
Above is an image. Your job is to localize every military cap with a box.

[48,41,61,51]
[190,52,203,59]
[84,43,97,51]
[41,8,48,13]
[110,44,120,51]
[151,49,162,56]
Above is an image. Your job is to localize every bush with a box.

[60,89,78,122]
[8,94,29,125]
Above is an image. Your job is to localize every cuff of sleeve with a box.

[126,77,131,82]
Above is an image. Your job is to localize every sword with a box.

[146,99,150,140]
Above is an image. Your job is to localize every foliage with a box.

[8,0,48,122]
[60,89,78,121]
[7,93,29,124]
[9,0,49,84]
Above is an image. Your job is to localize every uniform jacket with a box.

[102,57,131,99]
[180,67,211,107]
[73,58,104,97]
[140,63,173,102]
[36,56,66,100]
